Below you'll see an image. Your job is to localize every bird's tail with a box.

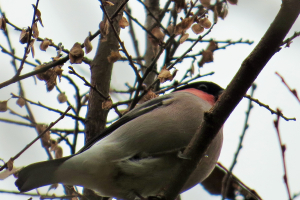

[15,156,71,192]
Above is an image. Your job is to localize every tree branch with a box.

[162,1,300,199]
[0,106,71,171]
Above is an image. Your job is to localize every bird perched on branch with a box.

[16,81,224,200]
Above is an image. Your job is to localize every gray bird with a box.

[16,81,224,200]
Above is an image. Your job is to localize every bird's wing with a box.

[78,95,173,153]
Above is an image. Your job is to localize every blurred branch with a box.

[137,0,168,33]
[274,108,292,200]
[55,85,76,113]
[68,66,109,100]
[124,10,164,46]
[0,44,37,67]
[202,163,262,200]
[0,118,36,127]
[0,118,83,134]
[171,38,253,60]
[275,71,300,103]
[125,4,142,65]
[0,189,80,199]
[281,31,300,47]
[0,106,71,171]
[149,0,172,31]
[10,93,85,122]
[222,83,256,199]
[244,95,296,121]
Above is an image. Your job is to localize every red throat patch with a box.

[176,88,215,106]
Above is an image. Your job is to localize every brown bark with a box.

[143,0,160,86]
[84,0,123,199]
[85,0,123,142]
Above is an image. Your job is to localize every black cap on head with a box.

[174,81,224,101]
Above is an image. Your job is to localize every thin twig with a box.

[0,5,54,160]
[0,55,69,89]
[129,34,176,110]
[155,71,215,94]
[0,189,80,199]
[185,0,199,18]
[55,85,76,113]
[125,4,143,65]
[68,66,109,100]
[100,3,141,81]
[15,0,40,76]
[171,39,253,60]
[275,72,300,103]
[281,31,300,47]
[0,106,72,171]
[10,93,85,122]
[124,10,164,46]
[5,17,70,54]
[149,0,172,32]
[137,0,168,33]
[244,95,296,121]
[222,83,256,199]
[110,0,129,20]
[167,22,216,70]
[0,44,37,67]
[0,28,101,90]
[273,108,292,200]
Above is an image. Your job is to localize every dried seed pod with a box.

[158,66,174,83]
[19,29,30,44]
[107,50,121,63]
[84,34,93,54]
[102,98,113,110]
[140,89,159,103]
[198,50,213,67]
[119,17,129,29]
[40,38,52,51]
[0,17,6,31]
[57,92,67,103]
[167,24,174,35]
[0,100,8,112]
[207,40,218,51]
[32,22,39,38]
[192,24,204,34]
[174,17,194,35]
[36,124,51,148]
[69,42,84,64]
[179,33,189,44]
[199,18,212,29]
[16,97,26,108]
[200,0,211,8]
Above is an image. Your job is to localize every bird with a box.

[15,81,224,200]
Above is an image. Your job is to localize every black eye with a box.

[198,84,208,91]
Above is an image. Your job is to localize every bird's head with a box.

[174,81,224,105]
